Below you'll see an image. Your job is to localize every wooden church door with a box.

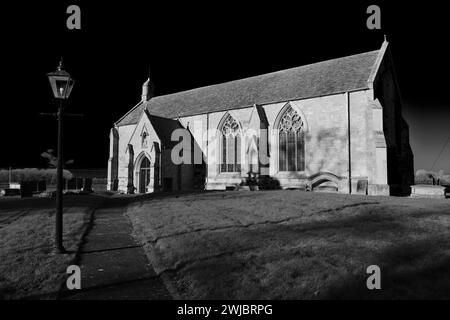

[139,157,151,193]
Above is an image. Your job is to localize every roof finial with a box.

[148,63,152,82]
[384,34,387,42]
[57,57,64,71]
[141,63,154,102]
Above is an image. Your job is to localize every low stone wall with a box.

[410,184,446,199]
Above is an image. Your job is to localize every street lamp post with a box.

[47,59,75,254]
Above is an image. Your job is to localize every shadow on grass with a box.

[321,236,450,299]
[59,274,162,300]
[154,203,450,299]
[55,197,107,299]
[113,190,273,211]
[147,201,383,245]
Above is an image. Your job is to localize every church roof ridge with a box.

[116,47,381,126]
[159,49,380,97]
[114,101,143,127]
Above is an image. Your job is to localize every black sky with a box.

[1,1,449,172]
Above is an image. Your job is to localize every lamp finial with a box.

[58,58,64,71]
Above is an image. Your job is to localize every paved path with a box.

[61,197,172,300]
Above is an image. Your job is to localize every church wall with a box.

[129,118,160,193]
[161,149,178,191]
[114,88,388,195]
[198,91,376,192]
[181,163,194,191]
[363,89,377,186]
[116,124,135,193]
[372,50,413,195]
[159,149,195,192]
[113,66,408,195]
[178,114,208,156]
[205,111,226,187]
[229,107,254,176]
[264,93,371,190]
[178,113,209,179]
[109,41,417,196]
[364,88,390,195]
[202,108,256,189]
[107,127,119,191]
[116,115,163,193]
[179,114,209,190]
[349,90,371,181]
[279,95,349,176]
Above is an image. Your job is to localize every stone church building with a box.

[107,39,413,196]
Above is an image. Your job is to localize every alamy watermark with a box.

[366,265,381,290]
[366,5,381,30]
[66,5,81,30]
[170,123,271,175]
[66,264,81,290]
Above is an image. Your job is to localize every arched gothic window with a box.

[220,114,241,173]
[278,106,305,171]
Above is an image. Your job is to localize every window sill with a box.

[217,172,243,179]
[274,171,307,178]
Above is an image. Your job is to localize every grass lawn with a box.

[0,195,104,299]
[126,190,450,299]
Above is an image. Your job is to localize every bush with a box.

[257,176,281,190]
[441,175,450,186]
[415,169,449,185]
[0,168,73,184]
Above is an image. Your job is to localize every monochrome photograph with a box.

[1,0,449,314]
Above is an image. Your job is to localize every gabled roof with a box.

[146,111,184,146]
[116,46,384,126]
[127,110,184,148]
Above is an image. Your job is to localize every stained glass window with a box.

[220,114,241,173]
[278,106,305,171]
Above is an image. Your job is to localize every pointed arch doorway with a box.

[139,156,151,193]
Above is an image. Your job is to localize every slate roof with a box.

[146,112,184,146]
[116,49,381,126]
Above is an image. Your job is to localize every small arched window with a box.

[220,114,241,173]
[278,106,305,171]
[141,130,148,148]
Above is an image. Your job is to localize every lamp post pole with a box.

[47,58,75,254]
[56,99,65,253]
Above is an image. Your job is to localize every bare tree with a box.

[40,149,74,168]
